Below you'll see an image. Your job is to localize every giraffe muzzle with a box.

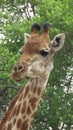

[11,62,28,82]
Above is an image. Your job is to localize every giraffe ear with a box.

[51,33,65,52]
[24,33,30,43]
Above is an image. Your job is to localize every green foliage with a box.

[0,0,73,129]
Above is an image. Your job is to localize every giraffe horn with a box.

[30,23,41,35]
[42,23,51,34]
[40,23,51,45]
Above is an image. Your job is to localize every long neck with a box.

[0,74,50,130]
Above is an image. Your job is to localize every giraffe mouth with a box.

[13,76,25,82]
[11,62,28,82]
[11,71,26,82]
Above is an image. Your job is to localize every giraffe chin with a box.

[11,76,25,82]
[13,77,25,82]
[11,72,26,82]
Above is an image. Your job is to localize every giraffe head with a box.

[11,23,65,82]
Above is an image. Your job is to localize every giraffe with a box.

[0,23,65,130]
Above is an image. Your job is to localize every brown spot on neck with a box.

[13,118,16,125]
[16,103,21,116]
[21,101,27,114]
[27,106,31,115]
[29,97,39,110]
[17,118,22,129]
[21,120,29,130]
[37,87,42,96]
[7,123,12,130]
[24,85,30,98]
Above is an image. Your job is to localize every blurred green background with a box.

[0,0,73,129]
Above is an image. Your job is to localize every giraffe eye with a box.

[40,50,49,57]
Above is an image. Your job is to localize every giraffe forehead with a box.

[25,40,41,53]
[24,36,50,54]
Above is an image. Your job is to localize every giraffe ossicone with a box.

[0,23,65,130]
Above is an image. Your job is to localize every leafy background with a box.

[0,0,73,130]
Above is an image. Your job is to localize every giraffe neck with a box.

[0,63,53,130]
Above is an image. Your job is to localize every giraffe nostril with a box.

[13,65,24,72]
[18,66,23,71]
